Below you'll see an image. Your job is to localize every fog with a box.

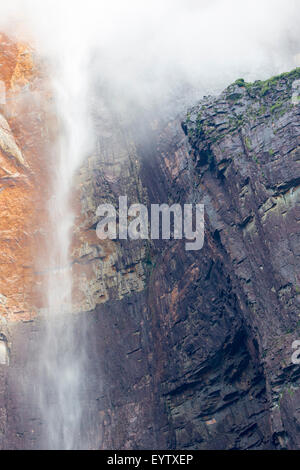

[1,0,300,106]
[0,0,299,450]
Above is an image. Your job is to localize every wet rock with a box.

[0,50,299,449]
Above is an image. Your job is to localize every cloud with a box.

[0,0,299,157]
[0,1,299,103]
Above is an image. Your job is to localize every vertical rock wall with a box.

[0,31,299,449]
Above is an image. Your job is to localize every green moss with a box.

[288,387,295,397]
[271,100,283,114]
[258,105,266,115]
[196,121,203,133]
[185,68,300,149]
[234,78,246,87]
[233,67,300,97]
[260,83,269,96]
[227,92,243,102]
[245,136,251,150]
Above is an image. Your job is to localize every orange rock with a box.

[0,32,53,322]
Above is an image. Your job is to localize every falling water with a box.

[37,34,92,450]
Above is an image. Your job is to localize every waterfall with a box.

[37,38,91,450]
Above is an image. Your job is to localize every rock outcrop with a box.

[0,33,53,324]
[67,68,300,450]
[147,69,300,449]
[0,31,299,449]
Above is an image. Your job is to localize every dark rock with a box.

[1,68,300,449]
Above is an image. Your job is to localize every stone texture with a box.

[0,33,53,323]
[87,69,300,449]
[0,35,299,450]
[169,69,300,448]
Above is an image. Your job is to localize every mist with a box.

[0,0,299,450]
[1,0,300,108]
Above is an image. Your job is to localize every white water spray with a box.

[36,20,92,450]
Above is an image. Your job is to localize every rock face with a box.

[180,71,300,449]
[0,33,57,449]
[75,69,300,450]
[0,32,299,450]
[0,33,53,324]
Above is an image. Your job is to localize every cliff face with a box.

[0,33,53,324]
[76,69,300,450]
[145,69,300,450]
[0,31,299,449]
[67,69,299,450]
[180,71,300,448]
